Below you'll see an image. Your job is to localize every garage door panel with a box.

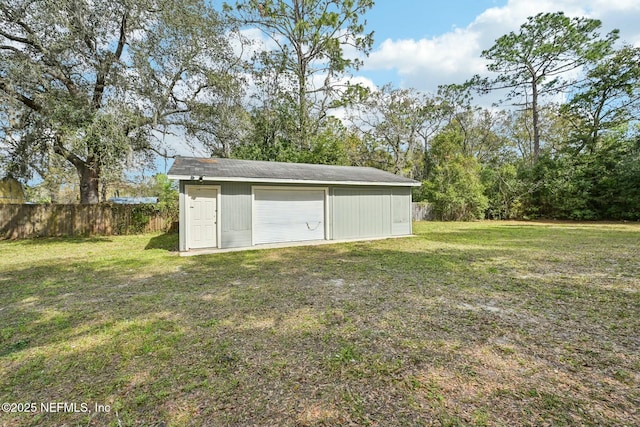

[254,189,325,245]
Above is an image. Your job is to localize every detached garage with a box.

[168,157,420,253]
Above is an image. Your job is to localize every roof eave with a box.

[168,174,421,187]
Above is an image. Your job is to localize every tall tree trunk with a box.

[532,79,540,162]
[77,162,100,204]
[54,135,100,204]
[293,0,308,151]
[296,54,309,151]
[100,180,109,203]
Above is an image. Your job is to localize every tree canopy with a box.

[479,12,619,161]
[2,4,639,220]
[0,0,242,203]
[224,0,374,156]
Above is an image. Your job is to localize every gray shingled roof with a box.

[168,157,420,186]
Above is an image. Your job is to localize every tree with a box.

[346,84,451,178]
[232,112,351,165]
[479,12,618,161]
[0,0,242,203]
[437,85,504,163]
[421,129,488,221]
[494,104,570,163]
[346,85,423,176]
[561,45,640,153]
[481,162,529,220]
[225,0,374,151]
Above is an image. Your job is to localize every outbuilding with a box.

[168,157,420,253]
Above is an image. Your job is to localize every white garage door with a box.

[253,188,326,245]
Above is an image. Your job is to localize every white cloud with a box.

[231,28,282,63]
[362,0,640,94]
[344,75,377,91]
[365,28,487,92]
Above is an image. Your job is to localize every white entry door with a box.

[187,186,218,249]
[253,188,326,245]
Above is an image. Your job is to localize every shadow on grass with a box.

[145,232,179,251]
[18,236,113,245]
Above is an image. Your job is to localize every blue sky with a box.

[350,0,640,94]
[365,0,504,40]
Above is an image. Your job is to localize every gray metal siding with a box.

[178,180,413,252]
[332,187,392,239]
[391,187,412,236]
[330,188,358,239]
[220,182,252,248]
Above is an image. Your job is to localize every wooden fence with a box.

[2,201,433,240]
[412,202,434,221]
[0,204,175,240]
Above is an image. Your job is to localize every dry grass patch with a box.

[1,222,639,426]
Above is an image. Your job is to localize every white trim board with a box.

[169,175,420,187]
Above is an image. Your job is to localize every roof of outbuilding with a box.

[168,157,420,187]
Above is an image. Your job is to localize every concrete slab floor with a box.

[179,234,415,257]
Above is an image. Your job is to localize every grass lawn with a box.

[0,221,639,426]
